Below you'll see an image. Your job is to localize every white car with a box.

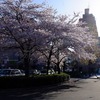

[96,73,100,78]
[0,69,25,77]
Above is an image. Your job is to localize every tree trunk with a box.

[46,45,53,75]
[24,55,30,77]
[63,61,66,72]
[57,63,60,74]
[47,59,50,75]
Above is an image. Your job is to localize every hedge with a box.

[0,73,70,89]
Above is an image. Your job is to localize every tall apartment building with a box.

[79,8,98,37]
[79,9,100,66]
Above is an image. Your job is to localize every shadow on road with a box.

[0,81,80,100]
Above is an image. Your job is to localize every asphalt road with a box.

[0,77,100,100]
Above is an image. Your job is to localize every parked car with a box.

[40,69,47,75]
[41,69,55,75]
[29,69,41,75]
[33,69,41,75]
[0,69,25,77]
[96,74,100,78]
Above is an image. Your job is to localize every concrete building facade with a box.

[79,8,98,37]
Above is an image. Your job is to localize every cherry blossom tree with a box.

[0,0,97,76]
[37,14,97,74]
[0,0,56,76]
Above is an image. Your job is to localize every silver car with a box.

[0,69,25,77]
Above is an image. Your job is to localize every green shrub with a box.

[0,73,70,89]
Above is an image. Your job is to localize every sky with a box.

[33,0,100,36]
